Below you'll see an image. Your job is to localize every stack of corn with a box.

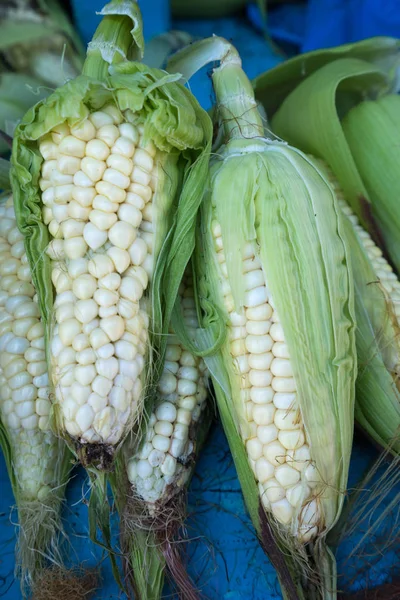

[168,36,357,598]
[11,0,212,475]
[0,190,71,593]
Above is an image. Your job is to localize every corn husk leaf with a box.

[269,58,389,228]
[0,72,48,155]
[253,36,400,119]
[254,40,400,273]
[341,94,400,275]
[312,158,400,456]
[0,157,10,188]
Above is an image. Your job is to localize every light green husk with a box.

[341,94,400,274]
[252,38,400,273]
[310,158,400,456]
[0,0,85,87]
[168,37,357,600]
[0,189,72,596]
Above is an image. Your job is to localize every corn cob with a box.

[0,193,70,592]
[113,269,210,600]
[11,1,211,471]
[169,37,356,600]
[127,270,209,507]
[39,114,158,449]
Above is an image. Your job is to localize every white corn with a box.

[127,273,209,506]
[213,227,320,542]
[0,198,58,501]
[37,111,161,447]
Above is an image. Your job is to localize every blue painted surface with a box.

[2,1,400,598]
[2,423,398,599]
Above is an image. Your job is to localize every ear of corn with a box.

[0,189,71,593]
[11,0,212,472]
[111,267,210,600]
[168,37,357,600]
[310,157,400,455]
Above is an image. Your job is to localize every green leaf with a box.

[83,0,144,79]
[342,94,400,273]
[270,58,389,229]
[0,73,48,154]
[253,36,400,119]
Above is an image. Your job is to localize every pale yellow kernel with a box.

[59,135,86,158]
[86,138,110,161]
[97,124,120,148]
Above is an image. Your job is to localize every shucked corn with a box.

[0,197,56,498]
[11,1,212,469]
[127,272,208,506]
[0,193,69,590]
[40,113,156,445]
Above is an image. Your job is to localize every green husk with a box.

[0,157,10,188]
[168,37,357,600]
[311,158,400,456]
[341,94,400,274]
[0,73,48,155]
[252,36,400,119]
[0,0,85,87]
[252,39,400,273]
